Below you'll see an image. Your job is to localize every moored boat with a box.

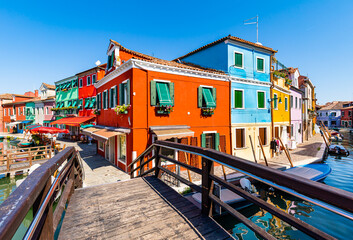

[328,145,349,156]
[284,163,332,182]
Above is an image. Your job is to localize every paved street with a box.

[56,139,130,187]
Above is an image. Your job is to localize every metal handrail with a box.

[23,151,78,239]
[151,141,353,221]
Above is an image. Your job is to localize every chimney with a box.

[35,90,38,97]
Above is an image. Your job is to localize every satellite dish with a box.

[95,60,101,66]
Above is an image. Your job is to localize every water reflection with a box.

[216,130,353,239]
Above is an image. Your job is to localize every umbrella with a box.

[30,127,69,134]
[81,124,95,129]
[25,124,42,130]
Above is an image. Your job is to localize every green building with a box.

[54,76,79,120]
[25,102,35,122]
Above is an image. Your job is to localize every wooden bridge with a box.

[0,141,353,239]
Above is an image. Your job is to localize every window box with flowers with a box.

[156,105,173,115]
[114,104,131,115]
[201,108,215,116]
[94,109,100,115]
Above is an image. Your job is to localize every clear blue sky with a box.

[1,0,352,104]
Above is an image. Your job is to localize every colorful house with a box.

[341,105,353,128]
[77,64,106,117]
[88,40,231,171]
[272,64,291,146]
[176,35,276,162]
[317,101,350,128]
[287,68,303,145]
[0,94,13,132]
[25,101,35,123]
[299,76,315,141]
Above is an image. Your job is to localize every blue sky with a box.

[0,0,352,104]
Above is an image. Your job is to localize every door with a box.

[109,137,115,165]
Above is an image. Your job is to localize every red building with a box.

[77,64,106,117]
[3,92,38,133]
[0,94,13,132]
[341,106,353,128]
[83,40,231,172]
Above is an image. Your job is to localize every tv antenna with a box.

[244,15,259,44]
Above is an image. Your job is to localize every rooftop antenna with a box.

[244,15,260,44]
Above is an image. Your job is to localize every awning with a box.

[91,129,123,142]
[152,128,194,140]
[21,120,33,124]
[81,126,102,137]
[50,116,95,126]
[8,121,22,127]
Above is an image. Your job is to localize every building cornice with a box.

[55,76,78,85]
[274,85,291,94]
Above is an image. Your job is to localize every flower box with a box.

[114,105,131,115]
[156,105,173,115]
[201,108,215,116]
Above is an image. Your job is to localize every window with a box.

[234,52,243,68]
[299,99,302,108]
[78,99,83,110]
[198,86,216,108]
[291,124,294,137]
[273,93,278,109]
[92,74,96,84]
[4,109,6,116]
[120,80,131,105]
[67,100,72,107]
[118,135,127,163]
[259,127,267,145]
[84,98,91,109]
[97,93,101,110]
[110,87,116,108]
[72,79,78,88]
[235,128,245,148]
[46,107,49,115]
[103,90,108,109]
[290,96,293,108]
[87,76,91,86]
[342,111,345,117]
[89,97,96,109]
[326,112,328,116]
[331,121,336,126]
[98,141,104,151]
[201,132,220,150]
[234,90,244,108]
[257,91,265,109]
[14,107,16,115]
[256,57,264,72]
[295,97,298,108]
[79,79,83,88]
[151,80,174,106]
[285,97,288,111]
[349,111,352,117]
[332,112,337,117]
[107,51,115,69]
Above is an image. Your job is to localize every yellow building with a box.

[271,76,291,143]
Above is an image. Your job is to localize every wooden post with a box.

[278,137,294,168]
[319,126,330,145]
[320,127,329,148]
[183,152,192,182]
[218,145,227,181]
[154,146,162,178]
[258,136,268,167]
[249,135,257,163]
[6,155,10,171]
[29,152,32,167]
[48,147,52,160]
[201,157,213,216]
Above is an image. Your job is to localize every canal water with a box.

[215,131,353,240]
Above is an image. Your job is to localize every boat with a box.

[330,131,344,142]
[18,142,33,148]
[328,145,350,156]
[284,163,332,182]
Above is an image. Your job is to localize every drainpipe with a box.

[229,76,233,155]
[270,54,274,158]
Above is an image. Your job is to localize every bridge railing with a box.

[129,140,353,240]
[0,147,83,240]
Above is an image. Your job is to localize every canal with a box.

[215,131,353,239]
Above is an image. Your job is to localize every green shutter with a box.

[201,134,206,148]
[84,98,90,109]
[274,94,278,109]
[198,86,203,108]
[285,97,288,110]
[127,80,130,105]
[103,92,106,109]
[202,88,216,108]
[258,92,265,108]
[68,101,72,107]
[234,52,243,68]
[257,58,264,72]
[56,102,60,108]
[107,55,111,69]
[150,81,157,106]
[156,82,173,106]
[234,90,243,108]
[119,83,124,105]
[212,88,217,108]
[90,97,96,108]
[115,86,118,106]
[214,133,220,150]
[169,82,174,106]
[111,52,115,68]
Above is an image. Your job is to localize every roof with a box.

[175,35,277,61]
[110,40,225,74]
[42,83,55,90]
[76,63,107,76]
[342,106,353,110]
[320,101,352,110]
[0,94,13,100]
[2,97,41,106]
[279,67,298,74]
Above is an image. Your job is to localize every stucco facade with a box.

[54,76,78,120]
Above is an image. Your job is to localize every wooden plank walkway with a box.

[59,176,233,240]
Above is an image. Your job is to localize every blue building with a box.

[176,35,276,161]
[317,101,350,128]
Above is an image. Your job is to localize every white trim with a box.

[103,90,108,110]
[202,130,217,134]
[274,85,291,94]
[256,56,265,73]
[234,127,246,149]
[233,51,244,69]
[117,134,127,165]
[233,89,245,109]
[256,90,266,109]
[122,79,129,84]
[154,79,171,83]
[110,86,116,109]
[274,93,278,110]
[79,78,83,88]
[200,85,213,88]
[87,76,91,86]
[98,141,104,151]
[92,74,97,84]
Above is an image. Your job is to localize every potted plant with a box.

[156,105,173,115]
[114,104,131,115]
[94,109,101,115]
[202,108,215,116]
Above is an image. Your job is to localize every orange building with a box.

[85,40,231,172]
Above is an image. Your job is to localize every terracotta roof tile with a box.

[43,83,55,90]
[175,35,277,61]
[320,101,352,110]
[0,93,13,100]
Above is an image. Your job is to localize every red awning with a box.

[50,116,95,126]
